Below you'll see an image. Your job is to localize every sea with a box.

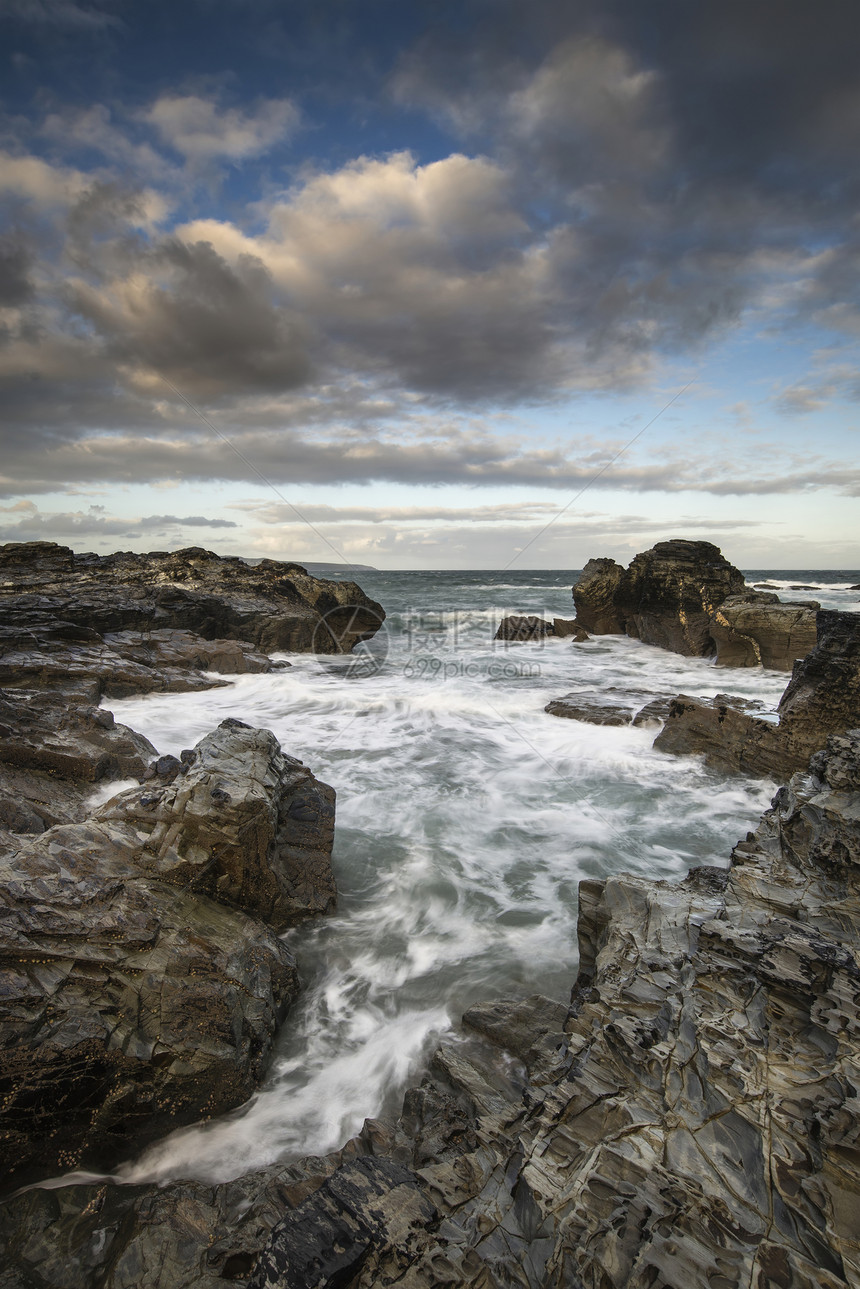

[93,568,859,1188]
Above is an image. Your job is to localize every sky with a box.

[0,0,858,570]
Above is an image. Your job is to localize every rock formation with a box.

[0,541,385,656]
[656,610,860,779]
[709,591,818,668]
[4,729,858,1286]
[495,616,588,642]
[0,720,335,1188]
[573,540,745,655]
[572,540,818,669]
[0,541,382,836]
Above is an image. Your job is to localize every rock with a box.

[495,615,554,641]
[4,735,860,1283]
[653,693,786,776]
[0,691,157,837]
[0,720,337,1187]
[570,557,627,634]
[551,617,588,640]
[630,695,675,727]
[94,720,336,930]
[0,542,385,656]
[573,539,747,656]
[248,1156,437,1289]
[655,611,860,780]
[709,593,819,669]
[545,694,633,725]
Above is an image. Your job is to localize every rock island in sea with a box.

[0,538,858,1288]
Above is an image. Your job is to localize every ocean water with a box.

[97,568,859,1186]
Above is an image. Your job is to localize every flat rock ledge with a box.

[572,539,818,668]
[0,720,335,1189]
[4,732,858,1287]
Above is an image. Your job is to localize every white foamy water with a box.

[99,568,855,1186]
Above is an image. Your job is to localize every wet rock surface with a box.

[0,542,385,656]
[6,734,858,1286]
[0,719,336,1188]
[656,610,860,779]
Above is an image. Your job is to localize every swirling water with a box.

[97,568,858,1186]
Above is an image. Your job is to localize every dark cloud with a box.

[0,235,33,305]
[0,1,858,498]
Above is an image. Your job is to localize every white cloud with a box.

[144,95,300,161]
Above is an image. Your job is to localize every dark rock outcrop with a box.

[495,615,555,641]
[545,689,678,728]
[0,542,385,656]
[0,720,336,1187]
[573,540,745,655]
[3,732,860,1285]
[495,616,588,643]
[572,541,820,671]
[656,610,860,779]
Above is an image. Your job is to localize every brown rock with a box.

[495,615,554,641]
[710,592,819,669]
[573,540,747,657]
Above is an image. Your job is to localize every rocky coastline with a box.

[1,540,859,1288]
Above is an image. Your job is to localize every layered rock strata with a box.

[0,541,382,835]
[4,731,858,1286]
[656,610,860,779]
[0,720,335,1188]
[572,540,818,668]
[0,541,385,655]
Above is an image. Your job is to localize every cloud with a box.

[0,500,236,543]
[143,95,299,162]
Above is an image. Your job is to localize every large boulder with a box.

[94,719,336,930]
[0,542,385,656]
[573,540,747,656]
[0,720,335,1188]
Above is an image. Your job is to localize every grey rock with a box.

[94,721,336,930]
[0,720,337,1187]
[545,694,632,725]
[0,542,385,656]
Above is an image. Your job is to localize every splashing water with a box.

[99,568,855,1185]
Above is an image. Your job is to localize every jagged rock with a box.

[0,691,157,838]
[0,720,337,1187]
[0,542,385,656]
[573,540,747,656]
[571,557,627,634]
[4,734,860,1283]
[656,611,860,779]
[94,719,336,930]
[495,615,554,641]
[709,592,819,669]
